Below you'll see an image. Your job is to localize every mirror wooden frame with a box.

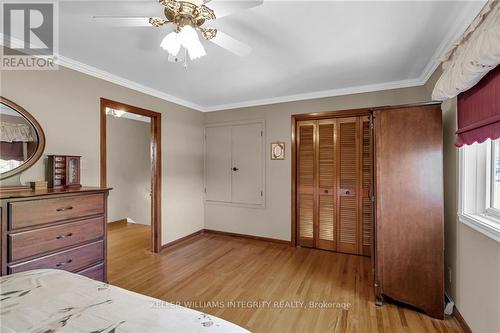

[0,96,46,181]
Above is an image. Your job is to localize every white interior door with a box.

[231,123,263,205]
[205,126,232,202]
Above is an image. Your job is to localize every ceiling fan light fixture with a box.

[178,25,206,60]
[161,25,206,61]
[160,31,181,56]
[95,0,255,64]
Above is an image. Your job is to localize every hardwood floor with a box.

[107,222,464,333]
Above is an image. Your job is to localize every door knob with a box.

[232,167,239,171]
[339,189,354,196]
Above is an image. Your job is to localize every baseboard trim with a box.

[160,229,204,251]
[108,219,128,224]
[453,306,472,333]
[160,229,291,252]
[203,229,291,245]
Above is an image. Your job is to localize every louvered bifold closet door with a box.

[316,120,336,251]
[337,117,361,255]
[297,121,316,247]
[360,116,372,256]
[296,116,371,255]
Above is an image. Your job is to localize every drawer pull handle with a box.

[56,206,73,212]
[55,259,73,268]
[56,233,73,240]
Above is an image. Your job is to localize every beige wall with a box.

[107,116,151,225]
[455,226,500,333]
[204,85,432,240]
[0,65,205,244]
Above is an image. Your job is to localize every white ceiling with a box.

[56,1,485,111]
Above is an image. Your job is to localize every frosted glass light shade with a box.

[160,25,206,61]
[160,32,181,56]
[178,25,206,60]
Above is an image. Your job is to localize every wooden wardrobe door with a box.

[297,121,316,247]
[316,120,336,251]
[374,105,444,319]
[337,117,361,254]
[360,116,372,256]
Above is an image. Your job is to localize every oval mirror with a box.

[0,97,45,180]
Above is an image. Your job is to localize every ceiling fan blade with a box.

[210,31,251,56]
[205,0,263,19]
[92,16,154,27]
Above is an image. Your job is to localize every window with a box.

[459,139,500,242]
[491,140,500,210]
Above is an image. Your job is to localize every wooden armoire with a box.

[292,103,444,319]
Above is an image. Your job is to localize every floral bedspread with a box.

[0,269,248,333]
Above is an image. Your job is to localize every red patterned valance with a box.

[456,65,500,147]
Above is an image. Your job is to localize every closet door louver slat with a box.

[337,118,360,255]
[316,120,336,251]
[297,121,315,247]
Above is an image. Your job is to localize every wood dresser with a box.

[0,187,111,282]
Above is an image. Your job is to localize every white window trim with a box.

[458,213,500,243]
[458,141,500,243]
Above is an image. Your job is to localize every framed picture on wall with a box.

[271,142,285,160]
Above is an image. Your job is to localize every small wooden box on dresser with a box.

[0,187,111,282]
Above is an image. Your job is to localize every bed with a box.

[0,269,249,333]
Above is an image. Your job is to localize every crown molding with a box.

[0,1,484,112]
[57,55,205,111]
[0,34,204,112]
[201,78,425,112]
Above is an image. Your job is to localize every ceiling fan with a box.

[93,0,263,65]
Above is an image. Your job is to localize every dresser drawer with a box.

[9,193,105,230]
[8,217,104,262]
[8,241,104,274]
[78,263,105,281]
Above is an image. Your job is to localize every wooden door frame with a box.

[291,108,371,247]
[100,98,162,253]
